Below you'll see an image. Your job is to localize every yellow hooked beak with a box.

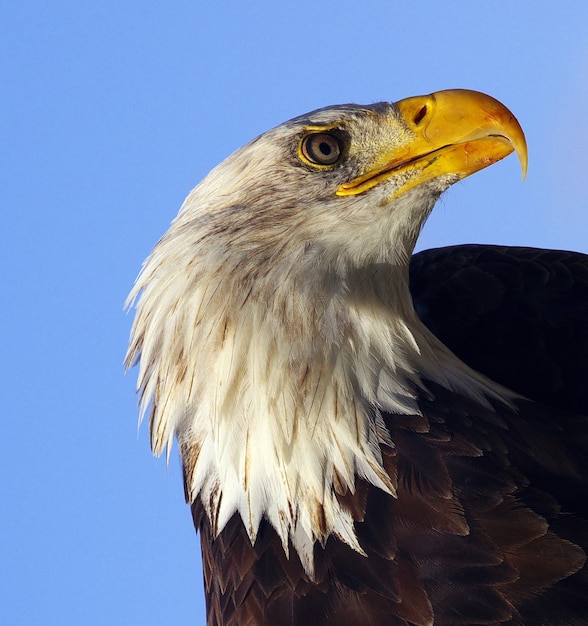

[336,89,527,199]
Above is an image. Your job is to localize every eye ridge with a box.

[301,132,343,166]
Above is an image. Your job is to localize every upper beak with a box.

[336,89,527,198]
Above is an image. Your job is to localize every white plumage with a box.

[126,99,516,575]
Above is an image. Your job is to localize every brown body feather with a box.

[194,383,588,625]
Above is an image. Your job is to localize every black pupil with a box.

[319,141,332,156]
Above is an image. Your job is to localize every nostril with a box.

[413,105,428,125]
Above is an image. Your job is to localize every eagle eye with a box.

[300,132,343,167]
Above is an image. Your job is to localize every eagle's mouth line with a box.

[381,145,448,175]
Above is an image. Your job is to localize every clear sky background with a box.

[2,2,587,624]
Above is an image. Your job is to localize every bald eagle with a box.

[126,90,588,625]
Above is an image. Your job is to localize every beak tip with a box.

[515,143,528,182]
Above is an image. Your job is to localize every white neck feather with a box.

[129,251,511,577]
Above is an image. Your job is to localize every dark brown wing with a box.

[410,244,588,414]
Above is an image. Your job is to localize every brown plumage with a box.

[127,90,588,625]
[194,383,588,625]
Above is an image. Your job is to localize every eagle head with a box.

[126,90,526,575]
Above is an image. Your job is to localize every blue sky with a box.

[2,2,587,624]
